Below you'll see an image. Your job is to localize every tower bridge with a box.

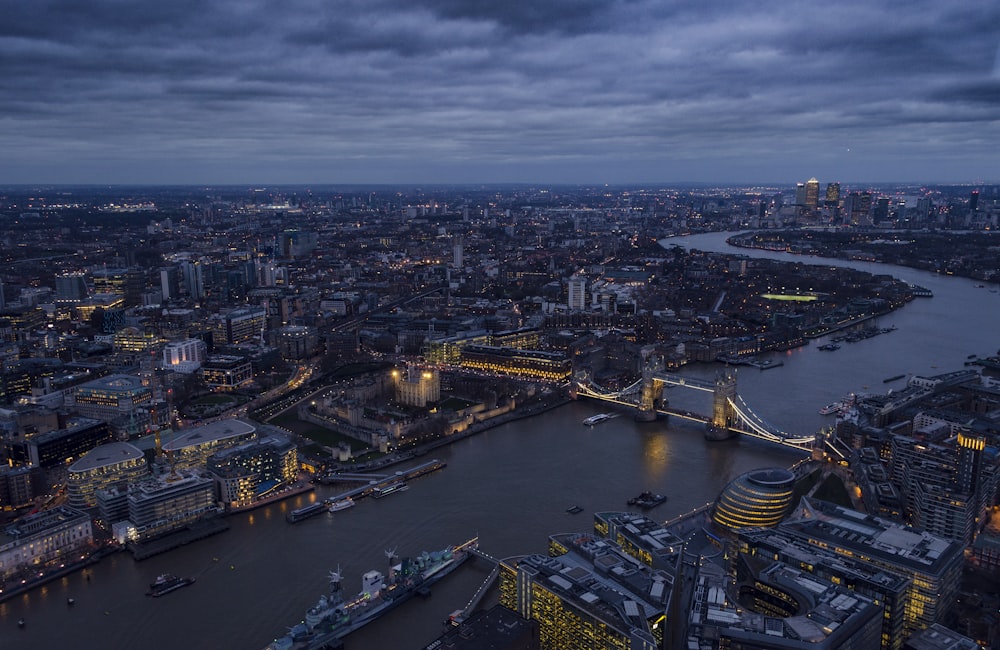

[574,360,841,457]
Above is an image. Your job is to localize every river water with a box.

[1,231,997,650]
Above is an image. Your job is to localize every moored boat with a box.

[287,502,328,523]
[264,537,478,650]
[147,573,195,597]
[372,482,408,499]
[327,497,356,513]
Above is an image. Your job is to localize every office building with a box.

[805,177,820,210]
[825,182,841,207]
[72,374,153,424]
[122,472,218,542]
[499,532,672,650]
[739,526,911,649]
[778,498,964,637]
[26,417,112,468]
[593,511,684,571]
[200,354,253,391]
[160,419,257,471]
[55,272,89,304]
[210,306,265,345]
[689,560,883,650]
[67,441,148,507]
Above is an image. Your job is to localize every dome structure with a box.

[712,467,796,532]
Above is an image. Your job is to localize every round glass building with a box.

[712,467,796,532]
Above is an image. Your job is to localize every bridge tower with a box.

[706,368,738,440]
[635,349,664,422]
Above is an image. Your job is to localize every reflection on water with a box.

[640,430,670,475]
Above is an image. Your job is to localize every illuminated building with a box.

[161,419,257,471]
[825,182,841,207]
[567,276,587,311]
[209,306,265,345]
[207,433,296,510]
[460,345,571,382]
[592,511,684,571]
[499,532,672,650]
[110,472,218,542]
[777,498,963,637]
[711,467,796,532]
[200,354,253,391]
[393,367,440,407]
[91,267,127,295]
[690,560,882,649]
[162,338,207,373]
[805,177,820,210]
[738,527,910,649]
[0,505,93,582]
[889,430,997,545]
[112,327,161,352]
[72,373,153,425]
[67,441,148,508]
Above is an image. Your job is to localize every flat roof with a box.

[163,419,256,451]
[69,441,144,472]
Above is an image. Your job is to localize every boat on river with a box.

[327,497,355,513]
[264,538,478,650]
[287,502,328,523]
[583,413,615,426]
[147,574,195,597]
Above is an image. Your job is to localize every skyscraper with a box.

[805,177,820,210]
[825,182,840,207]
[567,276,587,311]
[970,189,979,212]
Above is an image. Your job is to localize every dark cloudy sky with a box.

[3,0,999,185]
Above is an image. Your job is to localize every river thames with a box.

[1,231,996,650]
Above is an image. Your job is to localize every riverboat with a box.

[372,482,408,499]
[583,413,614,426]
[147,574,195,597]
[327,497,356,513]
[627,491,667,509]
[287,502,328,523]
[818,402,842,415]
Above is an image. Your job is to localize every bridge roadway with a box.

[575,373,823,454]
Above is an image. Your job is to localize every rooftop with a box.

[162,419,256,452]
[68,441,145,473]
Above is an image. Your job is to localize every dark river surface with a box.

[2,231,997,650]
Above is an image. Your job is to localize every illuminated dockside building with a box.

[206,433,296,510]
[459,345,571,382]
[499,532,673,650]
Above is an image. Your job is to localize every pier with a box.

[321,459,447,503]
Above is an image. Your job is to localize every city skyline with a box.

[2,0,999,186]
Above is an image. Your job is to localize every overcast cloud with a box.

[2,0,998,184]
